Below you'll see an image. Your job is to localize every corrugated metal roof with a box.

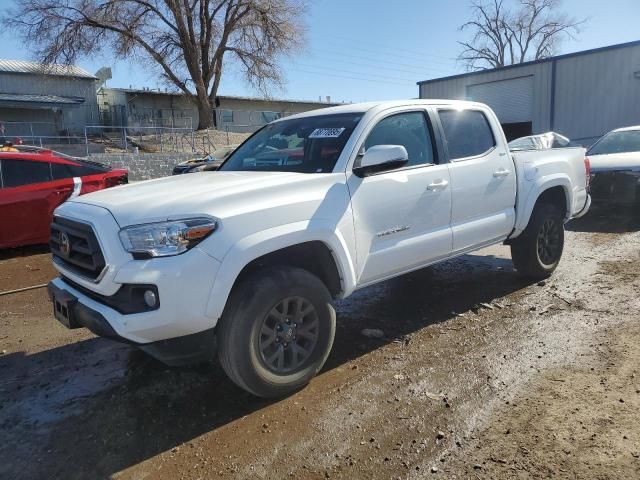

[218,94,341,106]
[100,87,339,106]
[0,93,86,105]
[0,60,96,79]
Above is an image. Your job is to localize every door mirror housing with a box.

[353,145,409,177]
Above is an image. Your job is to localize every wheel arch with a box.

[205,222,356,322]
[511,176,572,239]
[535,185,569,217]
[233,241,343,297]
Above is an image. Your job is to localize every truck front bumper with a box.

[48,279,216,366]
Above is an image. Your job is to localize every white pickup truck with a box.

[47,100,591,397]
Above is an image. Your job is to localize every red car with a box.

[0,147,128,249]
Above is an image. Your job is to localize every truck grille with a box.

[50,217,106,281]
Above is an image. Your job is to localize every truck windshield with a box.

[219,113,362,173]
[588,130,640,155]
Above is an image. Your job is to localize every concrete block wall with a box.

[48,144,106,157]
[88,152,196,181]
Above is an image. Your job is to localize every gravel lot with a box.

[1,207,639,479]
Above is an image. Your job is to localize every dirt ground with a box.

[1,207,639,480]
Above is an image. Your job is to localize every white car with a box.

[47,100,591,397]
[587,126,640,205]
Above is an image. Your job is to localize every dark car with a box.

[172,145,238,174]
[0,146,128,249]
[586,126,640,205]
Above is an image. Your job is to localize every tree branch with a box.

[458,0,586,70]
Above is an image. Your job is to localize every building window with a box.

[221,110,234,123]
[261,111,281,124]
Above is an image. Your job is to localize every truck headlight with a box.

[119,218,217,258]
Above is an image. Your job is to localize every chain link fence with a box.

[0,107,303,157]
[83,126,202,155]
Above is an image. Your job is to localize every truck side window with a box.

[438,109,496,160]
[365,112,436,167]
[1,159,52,188]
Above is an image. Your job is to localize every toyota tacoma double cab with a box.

[48,100,591,398]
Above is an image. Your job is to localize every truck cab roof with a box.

[280,99,489,122]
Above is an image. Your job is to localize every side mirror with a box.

[353,145,409,177]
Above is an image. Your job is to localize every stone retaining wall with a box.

[89,153,196,181]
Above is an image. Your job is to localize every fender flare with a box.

[512,174,572,238]
[204,220,357,321]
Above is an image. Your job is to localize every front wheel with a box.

[511,203,565,279]
[217,266,336,398]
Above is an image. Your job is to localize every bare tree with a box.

[458,0,585,70]
[6,0,307,130]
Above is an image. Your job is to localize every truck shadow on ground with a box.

[0,244,49,261]
[0,252,532,479]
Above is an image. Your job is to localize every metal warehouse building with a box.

[0,60,98,138]
[418,40,640,146]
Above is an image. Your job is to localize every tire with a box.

[217,266,336,398]
[511,203,565,279]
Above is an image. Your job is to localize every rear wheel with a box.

[511,203,564,279]
[217,266,336,398]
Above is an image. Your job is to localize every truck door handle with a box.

[493,168,511,178]
[427,179,449,191]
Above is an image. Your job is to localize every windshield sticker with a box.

[309,127,346,139]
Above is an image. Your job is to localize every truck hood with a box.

[69,171,328,226]
[588,152,640,172]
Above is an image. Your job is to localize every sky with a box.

[0,0,638,103]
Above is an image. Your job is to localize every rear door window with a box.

[438,109,496,160]
[1,159,51,188]
[51,162,102,179]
